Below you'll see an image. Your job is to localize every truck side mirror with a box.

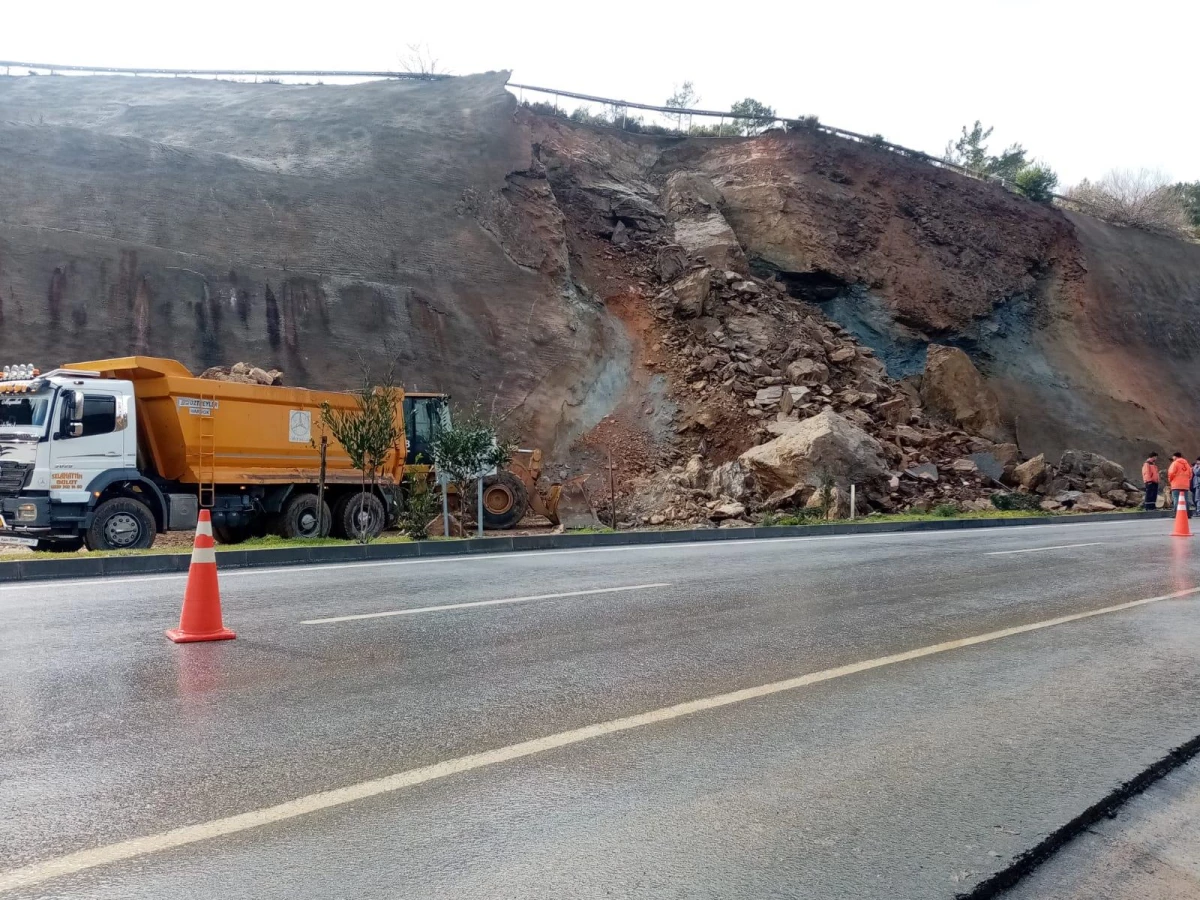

[65,391,85,437]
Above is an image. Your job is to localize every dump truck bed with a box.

[66,357,405,486]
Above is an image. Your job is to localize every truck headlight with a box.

[17,504,37,521]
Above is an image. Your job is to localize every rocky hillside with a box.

[2,72,1197,514]
[527,110,1200,480]
[0,72,621,454]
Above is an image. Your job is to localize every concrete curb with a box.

[0,510,1170,584]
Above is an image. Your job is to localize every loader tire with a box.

[481,472,528,530]
[335,492,385,542]
[280,493,331,540]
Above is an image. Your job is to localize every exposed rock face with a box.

[738,410,887,495]
[0,72,619,455]
[920,345,1004,441]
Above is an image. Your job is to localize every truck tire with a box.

[481,472,529,530]
[335,492,385,541]
[35,537,85,553]
[212,524,252,545]
[280,493,331,540]
[85,497,157,551]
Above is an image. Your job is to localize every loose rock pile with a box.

[1009,450,1140,512]
[620,256,1141,527]
[199,362,284,386]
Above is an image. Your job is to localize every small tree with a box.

[320,369,401,543]
[1013,163,1059,203]
[429,406,516,533]
[730,98,776,136]
[666,81,700,131]
[944,120,1029,182]
[399,43,446,76]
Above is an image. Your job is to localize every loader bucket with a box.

[550,475,600,529]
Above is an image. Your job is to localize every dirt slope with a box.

[0,73,622,453]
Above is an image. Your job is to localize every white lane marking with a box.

[300,583,672,624]
[0,518,1158,592]
[986,542,1106,556]
[3,585,1196,894]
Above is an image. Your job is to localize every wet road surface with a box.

[2,519,1198,897]
[1006,756,1200,899]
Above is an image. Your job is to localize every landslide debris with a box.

[567,213,1141,528]
[530,111,1151,528]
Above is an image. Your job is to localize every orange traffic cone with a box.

[1172,491,1193,538]
[166,510,236,642]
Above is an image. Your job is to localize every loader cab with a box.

[404,393,448,466]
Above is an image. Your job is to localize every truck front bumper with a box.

[0,495,86,536]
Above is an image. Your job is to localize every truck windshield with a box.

[0,394,52,435]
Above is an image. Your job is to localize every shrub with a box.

[990,492,1043,512]
[932,503,959,518]
[1068,169,1192,237]
[1013,163,1059,203]
[399,474,440,539]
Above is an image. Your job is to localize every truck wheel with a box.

[212,525,252,545]
[85,497,157,551]
[280,493,331,539]
[336,492,385,541]
[35,537,85,553]
[481,472,529,530]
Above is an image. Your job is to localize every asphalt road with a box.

[1007,756,1200,899]
[2,518,1198,898]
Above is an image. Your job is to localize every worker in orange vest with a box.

[1142,452,1160,510]
[1167,452,1193,517]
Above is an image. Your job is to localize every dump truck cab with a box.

[0,363,171,552]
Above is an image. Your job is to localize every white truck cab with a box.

[0,363,162,552]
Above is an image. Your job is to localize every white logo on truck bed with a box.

[178,397,219,416]
[289,410,311,443]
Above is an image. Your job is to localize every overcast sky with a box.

[4,0,1196,184]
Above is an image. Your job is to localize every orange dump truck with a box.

[0,357,447,551]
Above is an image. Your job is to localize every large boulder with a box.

[786,357,830,385]
[1057,450,1125,483]
[668,268,711,318]
[1072,492,1117,513]
[708,460,752,501]
[920,344,1004,440]
[1011,454,1048,491]
[660,172,745,270]
[738,410,888,495]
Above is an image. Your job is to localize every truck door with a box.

[49,390,128,502]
